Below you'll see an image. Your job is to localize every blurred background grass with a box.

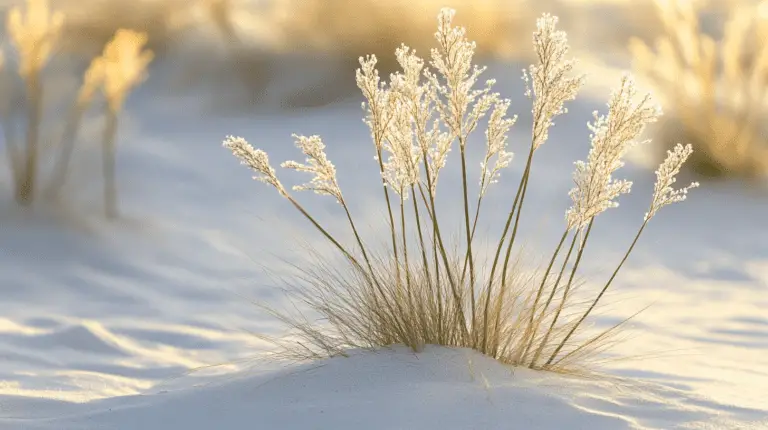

[0,0,765,183]
[1,0,665,105]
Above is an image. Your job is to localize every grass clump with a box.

[629,0,768,180]
[1,0,153,217]
[224,9,698,372]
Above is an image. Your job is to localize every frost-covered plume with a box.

[101,29,154,112]
[565,76,661,230]
[480,98,516,197]
[427,133,454,196]
[524,14,584,150]
[356,55,394,150]
[548,141,698,368]
[646,143,699,221]
[428,7,496,144]
[222,135,363,267]
[391,44,452,196]
[6,0,64,78]
[77,57,106,105]
[490,12,582,305]
[393,45,425,108]
[223,135,286,195]
[381,95,422,199]
[281,134,343,203]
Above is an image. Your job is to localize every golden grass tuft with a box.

[255,247,629,375]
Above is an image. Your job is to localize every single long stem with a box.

[102,107,120,219]
[493,75,553,317]
[339,198,382,290]
[286,195,359,267]
[2,115,21,190]
[545,220,648,366]
[16,73,43,205]
[411,183,433,337]
[399,195,412,301]
[419,181,444,343]
[47,101,88,198]
[531,219,594,368]
[0,70,21,185]
[459,145,477,342]
[463,179,487,351]
[410,185,431,282]
[460,189,484,282]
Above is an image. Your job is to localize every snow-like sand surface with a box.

[5,346,764,430]
[1,5,768,427]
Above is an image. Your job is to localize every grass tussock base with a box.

[258,247,636,375]
[225,9,699,373]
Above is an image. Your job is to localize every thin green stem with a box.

[460,191,483,282]
[411,183,434,337]
[399,195,413,302]
[419,176,443,343]
[459,145,477,343]
[286,195,359,268]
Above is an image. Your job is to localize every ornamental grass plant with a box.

[225,9,698,372]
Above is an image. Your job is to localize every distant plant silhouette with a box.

[1,0,153,217]
[630,0,768,179]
